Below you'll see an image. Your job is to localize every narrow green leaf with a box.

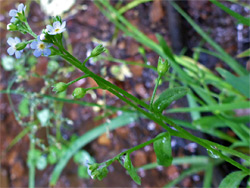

[203,163,213,188]
[50,112,138,186]
[153,132,173,167]
[164,165,205,188]
[18,98,29,117]
[171,2,247,76]
[219,171,248,188]
[153,87,189,113]
[124,154,141,185]
[193,116,227,130]
[237,48,250,58]
[167,101,250,113]
[211,0,250,26]
[217,67,250,98]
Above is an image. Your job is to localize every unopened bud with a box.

[52,82,68,93]
[90,44,106,57]
[157,57,170,76]
[72,88,86,99]
[7,23,18,31]
[15,42,27,50]
[17,12,26,22]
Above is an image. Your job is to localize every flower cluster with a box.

[7,3,66,59]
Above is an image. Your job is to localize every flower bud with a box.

[17,12,26,22]
[52,82,68,93]
[7,23,18,31]
[157,57,170,76]
[72,88,86,99]
[90,44,106,57]
[15,42,27,50]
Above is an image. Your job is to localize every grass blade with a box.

[211,0,250,26]
[171,2,247,76]
[49,112,138,185]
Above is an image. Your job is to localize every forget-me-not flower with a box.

[30,36,53,57]
[7,37,23,59]
[46,21,66,35]
[9,3,26,23]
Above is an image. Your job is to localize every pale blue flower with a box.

[9,3,26,23]
[46,21,66,35]
[30,36,52,57]
[7,37,23,59]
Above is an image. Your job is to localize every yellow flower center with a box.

[55,28,60,32]
[39,43,45,50]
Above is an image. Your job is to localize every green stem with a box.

[28,134,35,188]
[150,75,161,107]
[58,48,250,174]
[66,74,89,86]
[85,87,100,91]
[106,132,167,165]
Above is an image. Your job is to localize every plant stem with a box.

[59,47,250,174]
[66,74,89,86]
[150,75,161,107]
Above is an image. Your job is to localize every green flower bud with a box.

[157,57,170,76]
[72,88,86,99]
[7,23,18,31]
[15,42,27,50]
[52,82,68,93]
[90,44,106,57]
[17,12,26,22]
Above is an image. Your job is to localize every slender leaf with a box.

[219,171,248,188]
[217,67,250,98]
[124,154,141,185]
[164,165,205,188]
[211,0,250,26]
[153,87,189,113]
[237,48,250,58]
[171,2,247,76]
[203,163,213,188]
[50,112,138,185]
[167,101,250,113]
[153,132,173,167]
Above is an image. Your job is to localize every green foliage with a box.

[153,87,189,113]
[18,98,29,117]
[219,171,248,188]
[153,132,173,167]
[122,154,141,185]
[210,0,250,26]
[3,0,250,187]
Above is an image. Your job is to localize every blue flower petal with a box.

[61,21,66,29]
[15,51,22,59]
[30,41,38,49]
[53,21,60,28]
[47,43,53,48]
[43,49,51,56]
[7,37,15,46]
[7,47,15,55]
[14,37,21,43]
[10,17,17,23]
[9,9,17,17]
[18,3,24,12]
[33,49,42,57]
[46,25,53,33]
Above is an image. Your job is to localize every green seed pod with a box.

[52,82,68,93]
[15,42,27,50]
[157,57,170,76]
[91,44,106,57]
[72,88,86,99]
